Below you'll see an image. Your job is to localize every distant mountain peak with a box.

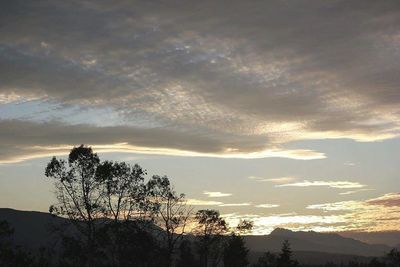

[270,228,317,236]
[1,208,394,259]
[270,228,293,236]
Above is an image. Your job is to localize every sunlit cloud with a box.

[366,192,400,207]
[276,180,366,189]
[0,120,326,164]
[2,0,400,164]
[203,191,232,198]
[186,199,223,206]
[305,193,400,232]
[0,93,42,104]
[218,193,400,234]
[255,204,280,208]
[222,213,346,235]
[307,201,362,212]
[186,199,252,208]
[219,203,251,207]
[339,189,374,195]
[249,176,296,184]
[0,142,326,164]
[308,193,400,211]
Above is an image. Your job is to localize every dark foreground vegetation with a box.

[1,145,399,267]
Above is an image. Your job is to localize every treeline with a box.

[2,218,400,267]
[1,145,399,267]
[253,247,400,267]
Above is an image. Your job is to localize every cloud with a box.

[1,1,400,162]
[0,119,327,163]
[305,193,400,232]
[249,176,296,184]
[219,203,251,207]
[255,204,280,208]
[366,193,400,207]
[203,191,232,198]
[339,189,374,195]
[276,180,366,189]
[217,193,400,234]
[186,199,251,207]
[184,193,400,233]
[222,213,346,235]
[186,199,223,206]
[307,201,362,212]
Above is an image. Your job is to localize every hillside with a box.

[338,231,400,247]
[0,208,394,260]
[249,251,372,266]
[244,228,391,257]
[0,208,67,249]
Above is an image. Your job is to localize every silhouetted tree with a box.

[194,209,228,267]
[347,260,363,267]
[97,220,161,267]
[58,235,88,267]
[45,145,104,267]
[0,220,15,266]
[147,175,193,267]
[176,240,200,267]
[236,220,254,235]
[277,240,298,267]
[223,234,249,267]
[0,220,13,240]
[0,220,48,267]
[252,251,277,267]
[96,160,149,267]
[45,145,163,267]
[386,249,400,267]
[368,257,386,267]
[96,161,148,222]
[223,220,253,267]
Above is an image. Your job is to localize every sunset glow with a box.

[1,0,400,237]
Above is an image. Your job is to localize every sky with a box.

[0,0,400,235]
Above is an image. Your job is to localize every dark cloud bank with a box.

[1,0,400,161]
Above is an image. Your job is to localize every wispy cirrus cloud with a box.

[276,180,366,189]
[366,192,400,207]
[219,203,251,207]
[222,213,345,235]
[339,189,375,195]
[186,199,223,206]
[0,120,326,164]
[186,198,251,207]
[255,204,280,208]
[219,193,400,234]
[203,191,232,198]
[305,193,400,232]
[308,193,400,211]
[248,176,296,184]
[307,201,361,212]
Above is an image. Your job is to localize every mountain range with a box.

[244,228,391,257]
[0,208,397,264]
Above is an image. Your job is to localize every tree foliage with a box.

[277,240,298,267]
[194,209,228,267]
[45,145,108,266]
[147,175,193,267]
[176,240,200,267]
[252,251,277,267]
[223,234,250,267]
[96,161,147,222]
